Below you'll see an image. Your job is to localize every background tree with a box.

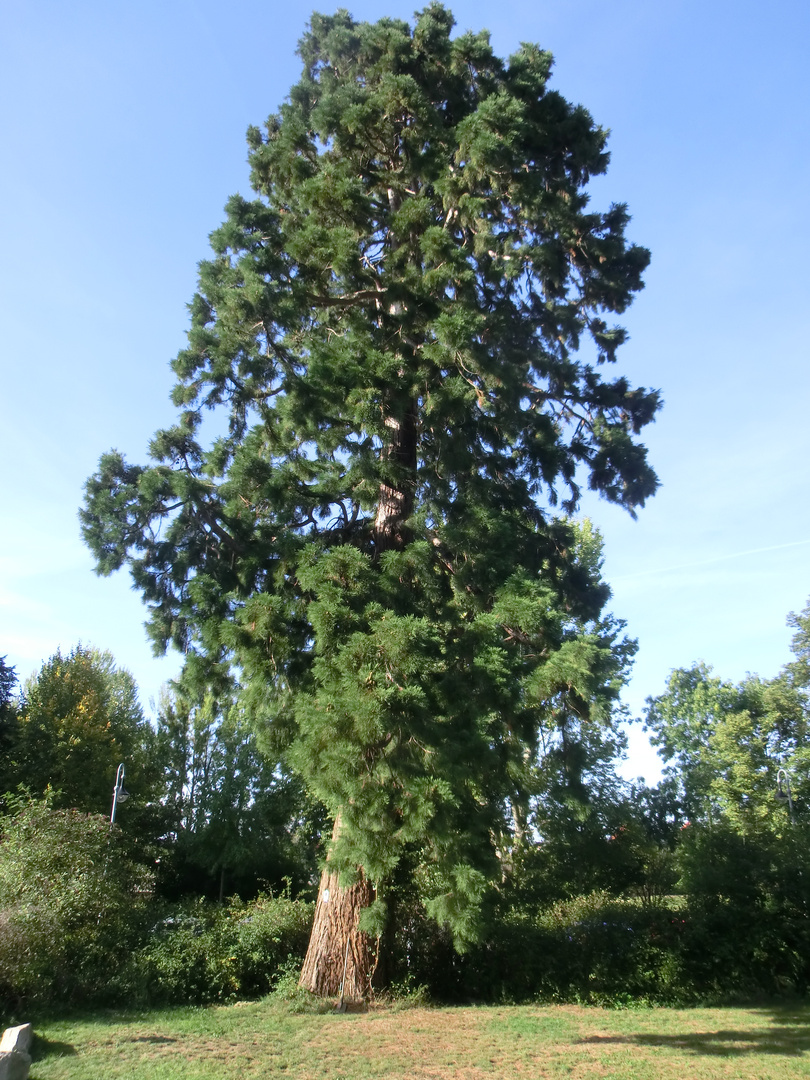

[493,520,652,904]
[81,5,659,997]
[12,645,159,822]
[0,658,19,804]
[641,601,810,994]
[644,663,739,827]
[645,659,809,834]
[155,686,317,901]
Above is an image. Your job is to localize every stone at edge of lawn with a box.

[0,1024,33,1080]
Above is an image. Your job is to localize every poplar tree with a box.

[154,688,314,900]
[81,5,659,997]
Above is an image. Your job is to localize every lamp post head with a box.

[110,763,130,824]
[775,768,791,802]
[774,768,796,824]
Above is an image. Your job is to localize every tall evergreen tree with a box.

[81,5,659,997]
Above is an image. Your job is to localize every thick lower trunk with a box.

[299,817,375,1000]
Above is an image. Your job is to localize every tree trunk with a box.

[373,400,417,553]
[301,315,416,994]
[299,816,375,999]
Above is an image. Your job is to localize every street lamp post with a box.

[110,763,130,825]
[775,767,805,914]
[775,768,796,825]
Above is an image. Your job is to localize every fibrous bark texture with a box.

[372,402,417,554]
[299,820,374,999]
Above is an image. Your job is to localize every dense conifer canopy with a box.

[82,5,659,944]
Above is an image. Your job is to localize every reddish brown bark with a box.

[299,817,375,1000]
[372,401,417,553]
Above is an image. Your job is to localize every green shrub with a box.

[451,886,810,1005]
[128,894,314,1004]
[0,797,153,1005]
[674,823,810,999]
[0,793,313,1009]
[269,957,331,1013]
[386,890,693,1005]
[532,893,687,1003]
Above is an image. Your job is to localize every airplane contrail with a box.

[612,538,810,582]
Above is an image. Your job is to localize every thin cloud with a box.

[613,539,810,583]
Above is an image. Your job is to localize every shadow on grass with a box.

[126,1035,178,1044]
[31,1034,78,1060]
[578,1022,810,1058]
[26,1003,212,1028]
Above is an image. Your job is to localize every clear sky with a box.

[2,0,808,782]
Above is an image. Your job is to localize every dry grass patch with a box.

[23,1000,810,1080]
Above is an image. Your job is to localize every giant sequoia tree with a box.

[82,6,659,997]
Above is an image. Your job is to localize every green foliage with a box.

[9,645,159,819]
[529,893,682,1003]
[154,687,318,900]
[674,820,810,997]
[0,796,154,1005]
[269,957,331,1012]
[0,792,311,1007]
[645,657,810,835]
[0,657,16,712]
[367,888,688,1005]
[81,5,658,953]
[125,894,313,1005]
[382,974,432,1009]
[786,598,810,692]
[0,657,18,802]
[383,882,810,1005]
[629,594,810,1003]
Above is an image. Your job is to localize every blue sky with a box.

[2,0,808,781]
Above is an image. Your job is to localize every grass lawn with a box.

[23,999,810,1080]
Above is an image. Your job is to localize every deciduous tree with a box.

[0,795,153,1003]
[14,645,158,818]
[645,660,809,835]
[155,686,316,900]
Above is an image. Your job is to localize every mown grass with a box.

[21,999,810,1080]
